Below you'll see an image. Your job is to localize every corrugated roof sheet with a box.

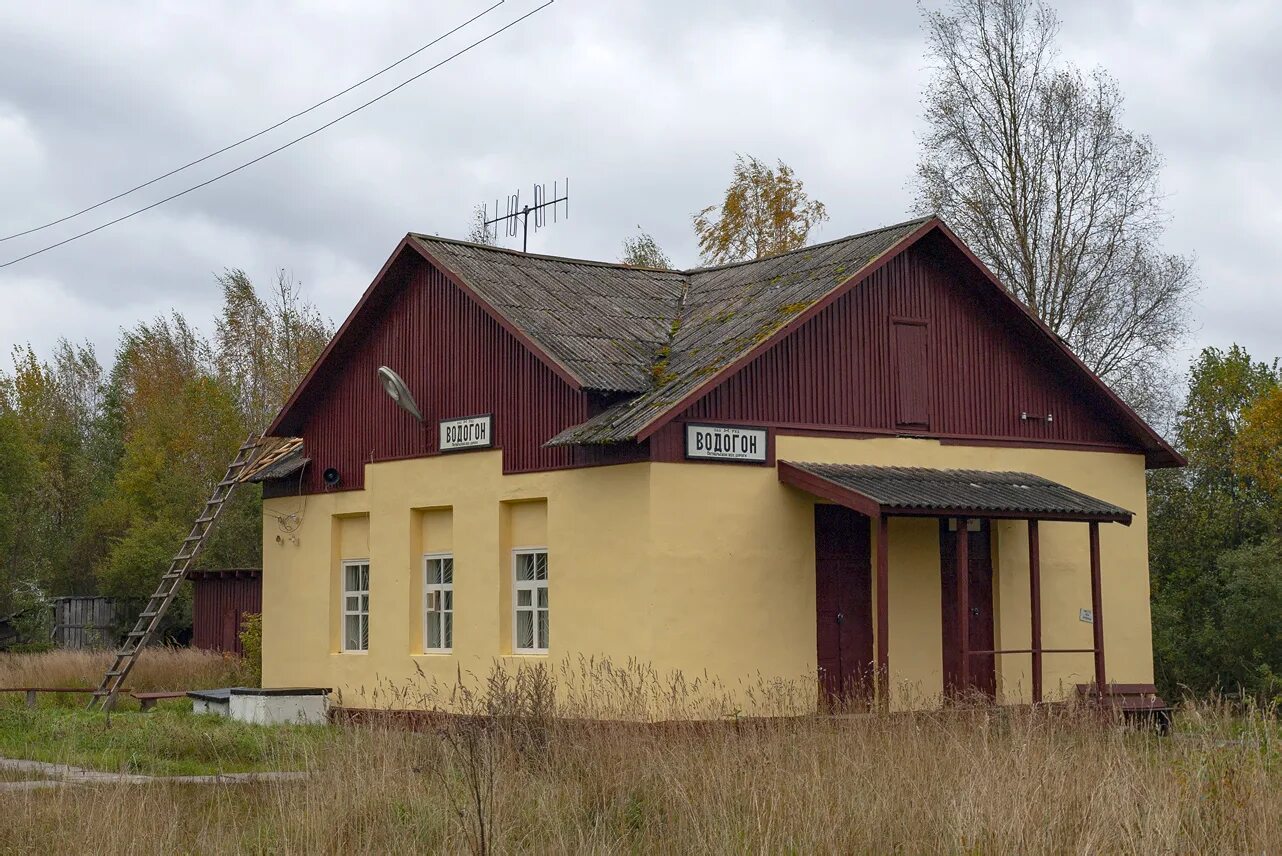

[782,462,1133,522]
[540,218,931,444]
[411,236,689,393]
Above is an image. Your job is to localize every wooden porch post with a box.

[956,518,970,692]
[1029,519,1043,704]
[876,514,890,708]
[1089,521,1106,693]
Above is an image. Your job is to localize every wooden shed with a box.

[189,569,262,655]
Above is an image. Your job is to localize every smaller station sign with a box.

[439,414,494,452]
[684,423,768,463]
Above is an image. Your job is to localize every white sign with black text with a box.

[439,414,493,452]
[684,423,768,463]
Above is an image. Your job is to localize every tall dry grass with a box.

[0,646,251,693]
[2,661,1281,853]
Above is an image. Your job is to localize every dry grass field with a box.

[0,646,252,698]
[2,654,1281,854]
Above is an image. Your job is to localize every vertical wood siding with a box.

[192,573,263,655]
[52,597,116,649]
[660,241,1130,452]
[295,257,595,492]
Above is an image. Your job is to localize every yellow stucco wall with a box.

[261,435,1151,715]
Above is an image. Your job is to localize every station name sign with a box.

[439,414,493,452]
[684,423,767,463]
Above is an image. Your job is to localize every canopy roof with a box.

[778,461,1133,524]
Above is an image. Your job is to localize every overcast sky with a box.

[1,1,1276,375]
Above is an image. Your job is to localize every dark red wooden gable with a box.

[657,238,1135,454]
[287,253,610,493]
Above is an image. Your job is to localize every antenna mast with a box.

[480,178,569,252]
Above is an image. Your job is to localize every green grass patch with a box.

[0,706,335,776]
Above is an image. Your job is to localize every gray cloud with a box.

[0,0,1276,373]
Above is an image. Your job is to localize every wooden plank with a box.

[875,514,889,709]
[1029,519,1042,704]
[968,648,1095,655]
[1089,521,1106,692]
[1,687,98,693]
[957,518,970,692]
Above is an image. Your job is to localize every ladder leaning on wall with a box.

[90,435,264,711]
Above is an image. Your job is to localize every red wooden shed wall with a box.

[652,237,1132,458]
[192,572,262,655]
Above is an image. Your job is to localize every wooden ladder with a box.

[91,435,263,710]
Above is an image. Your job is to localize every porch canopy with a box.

[778,461,1135,704]
[777,462,1133,525]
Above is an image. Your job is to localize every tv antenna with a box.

[481,178,569,253]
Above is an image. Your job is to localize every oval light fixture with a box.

[377,366,424,422]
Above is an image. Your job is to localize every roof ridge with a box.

[681,216,936,275]
[409,215,935,276]
[409,233,689,275]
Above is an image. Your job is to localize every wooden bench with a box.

[1077,683,1173,731]
[130,691,188,712]
[0,687,98,709]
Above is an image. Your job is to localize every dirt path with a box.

[0,756,309,790]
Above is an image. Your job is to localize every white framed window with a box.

[424,554,454,652]
[342,560,370,652]
[513,549,548,653]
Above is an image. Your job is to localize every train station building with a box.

[253,216,1179,713]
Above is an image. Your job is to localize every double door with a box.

[939,520,995,697]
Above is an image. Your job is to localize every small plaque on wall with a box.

[684,423,768,463]
[439,414,493,452]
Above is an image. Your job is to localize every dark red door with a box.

[939,520,996,697]
[815,505,873,705]
[222,609,239,654]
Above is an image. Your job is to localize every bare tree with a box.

[620,227,673,269]
[915,0,1196,417]
[467,204,497,246]
[694,155,828,265]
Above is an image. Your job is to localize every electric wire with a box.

[0,1,552,270]
[0,1,505,244]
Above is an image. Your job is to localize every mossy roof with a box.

[412,218,931,445]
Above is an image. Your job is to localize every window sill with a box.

[413,651,454,657]
[507,651,549,658]
[333,650,369,656]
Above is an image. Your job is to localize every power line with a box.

[0,1,506,245]
[0,1,552,270]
